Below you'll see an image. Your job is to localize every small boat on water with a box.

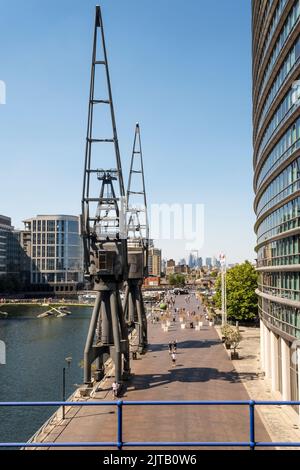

[58,306,71,315]
[56,312,67,318]
[37,312,50,318]
[0,311,8,318]
[37,306,71,318]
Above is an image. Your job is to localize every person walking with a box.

[112,381,119,398]
[171,351,177,367]
[172,340,177,352]
[168,342,173,354]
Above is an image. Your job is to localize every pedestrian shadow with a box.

[121,367,259,395]
[147,339,220,353]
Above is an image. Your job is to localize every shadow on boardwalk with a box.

[147,339,220,353]
[122,367,259,395]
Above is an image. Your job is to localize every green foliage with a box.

[221,324,242,352]
[213,261,258,321]
[168,273,186,286]
[159,303,167,310]
[210,270,218,278]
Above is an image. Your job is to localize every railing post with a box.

[117,400,123,450]
[62,367,66,420]
[249,400,256,451]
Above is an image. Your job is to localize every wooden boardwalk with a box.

[42,295,270,450]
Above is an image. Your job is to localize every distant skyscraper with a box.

[205,257,212,268]
[166,258,176,275]
[197,257,203,268]
[148,247,162,276]
[188,253,197,268]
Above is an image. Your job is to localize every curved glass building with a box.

[253,0,300,409]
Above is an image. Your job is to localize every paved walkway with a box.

[37,294,270,450]
[215,325,300,447]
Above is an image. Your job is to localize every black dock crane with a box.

[123,123,149,353]
[81,6,130,385]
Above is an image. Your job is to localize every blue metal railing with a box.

[0,400,300,449]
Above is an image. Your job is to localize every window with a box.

[47,220,56,232]
[46,259,55,270]
[68,221,78,233]
[47,233,55,245]
[47,246,55,257]
[68,233,79,245]
[56,259,64,270]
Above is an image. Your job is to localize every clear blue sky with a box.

[0,0,254,264]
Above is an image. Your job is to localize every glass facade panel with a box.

[258,0,288,68]
[256,158,300,217]
[259,297,300,339]
[259,271,300,300]
[47,233,55,245]
[258,1,300,101]
[257,235,300,266]
[256,78,300,162]
[68,221,78,233]
[257,116,300,189]
[47,220,56,232]
[257,196,300,243]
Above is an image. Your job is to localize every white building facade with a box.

[23,215,83,293]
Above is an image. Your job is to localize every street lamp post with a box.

[219,254,227,326]
[62,356,72,420]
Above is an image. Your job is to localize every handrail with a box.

[0,400,300,450]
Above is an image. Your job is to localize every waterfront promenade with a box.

[35,295,270,449]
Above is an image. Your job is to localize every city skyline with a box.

[0,0,253,265]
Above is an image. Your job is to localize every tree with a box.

[213,261,258,321]
[210,270,218,278]
[168,273,186,286]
